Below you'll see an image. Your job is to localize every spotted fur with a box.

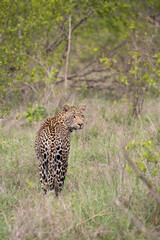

[35,105,86,195]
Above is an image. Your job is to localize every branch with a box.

[60,67,107,80]
[72,9,94,32]
[115,199,158,240]
[124,149,160,204]
[24,82,38,95]
[46,9,94,52]
[109,39,129,57]
[54,44,68,79]
[76,209,107,228]
[64,15,71,88]
[79,60,97,72]
[24,53,50,77]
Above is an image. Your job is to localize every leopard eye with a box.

[82,114,84,118]
[74,115,76,118]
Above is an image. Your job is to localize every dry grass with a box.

[0,95,160,240]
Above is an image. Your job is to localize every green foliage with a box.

[24,104,48,122]
[126,140,159,176]
[0,105,10,118]
[1,0,160,111]
[100,30,160,117]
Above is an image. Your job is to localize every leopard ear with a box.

[63,105,70,112]
[80,105,86,111]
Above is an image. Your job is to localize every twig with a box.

[109,39,129,57]
[24,53,50,77]
[64,15,71,88]
[115,199,159,240]
[79,60,97,72]
[24,82,38,95]
[76,209,107,228]
[46,9,94,52]
[2,212,11,232]
[72,9,94,32]
[60,67,107,80]
[124,149,160,204]
[54,44,68,79]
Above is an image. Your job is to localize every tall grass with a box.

[0,96,160,240]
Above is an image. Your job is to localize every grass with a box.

[0,96,160,240]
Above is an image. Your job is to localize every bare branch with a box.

[115,199,159,240]
[46,9,94,53]
[72,9,94,32]
[24,53,50,78]
[109,39,129,57]
[60,67,107,80]
[54,44,68,79]
[124,149,160,204]
[76,209,107,228]
[64,15,72,88]
[24,82,38,96]
[79,60,97,72]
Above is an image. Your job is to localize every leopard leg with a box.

[48,154,56,192]
[54,162,68,195]
[39,161,48,194]
[39,152,49,194]
[54,162,60,196]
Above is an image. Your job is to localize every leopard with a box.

[35,104,86,196]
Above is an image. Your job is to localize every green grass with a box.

[0,97,160,240]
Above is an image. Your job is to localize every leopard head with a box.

[62,105,86,131]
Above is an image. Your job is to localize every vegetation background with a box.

[0,0,160,239]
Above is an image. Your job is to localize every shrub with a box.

[24,104,48,122]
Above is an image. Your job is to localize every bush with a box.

[24,104,48,122]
